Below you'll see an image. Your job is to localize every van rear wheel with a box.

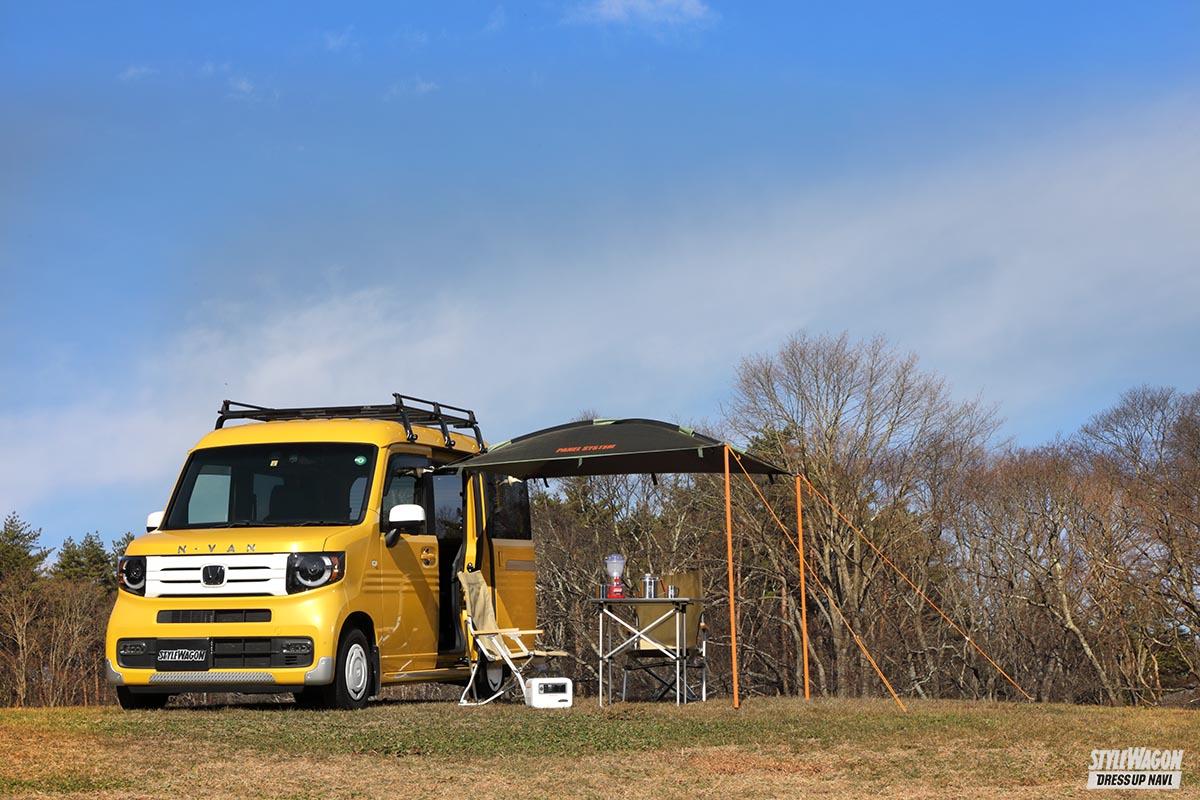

[473,654,510,700]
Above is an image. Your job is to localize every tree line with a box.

[534,332,1199,706]
[1,330,1195,707]
[0,514,131,706]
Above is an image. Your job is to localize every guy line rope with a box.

[729,450,1033,705]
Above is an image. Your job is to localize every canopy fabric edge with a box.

[449,417,786,478]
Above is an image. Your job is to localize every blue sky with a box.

[2,1,1199,548]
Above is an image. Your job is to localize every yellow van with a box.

[105,396,537,710]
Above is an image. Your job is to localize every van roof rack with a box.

[215,394,486,451]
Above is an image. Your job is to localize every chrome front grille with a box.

[145,553,289,597]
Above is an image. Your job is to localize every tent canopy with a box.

[449,418,786,479]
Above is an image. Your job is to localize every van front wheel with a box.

[324,627,373,710]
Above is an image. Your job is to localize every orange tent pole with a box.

[797,473,1033,702]
[724,445,740,709]
[730,451,906,711]
[795,474,810,701]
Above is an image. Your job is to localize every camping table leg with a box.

[679,601,686,704]
[604,605,615,705]
[598,602,605,707]
[675,603,682,705]
[605,604,614,706]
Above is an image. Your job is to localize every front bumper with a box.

[106,588,343,691]
[107,656,333,693]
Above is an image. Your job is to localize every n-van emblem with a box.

[175,544,258,554]
[201,565,226,586]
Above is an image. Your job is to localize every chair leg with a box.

[459,659,481,706]
[496,651,530,702]
[459,658,524,707]
[650,672,674,702]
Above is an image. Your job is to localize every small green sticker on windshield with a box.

[354,455,367,466]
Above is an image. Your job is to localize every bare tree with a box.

[727,332,998,698]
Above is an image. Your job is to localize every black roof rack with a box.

[215,394,486,452]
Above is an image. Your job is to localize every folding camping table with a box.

[590,596,698,706]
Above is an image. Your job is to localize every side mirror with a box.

[385,504,426,547]
[146,511,164,533]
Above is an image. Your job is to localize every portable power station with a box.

[524,677,573,708]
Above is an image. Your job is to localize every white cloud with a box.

[383,76,439,101]
[117,64,155,82]
[394,27,429,50]
[485,6,507,33]
[3,99,1199,529]
[228,76,254,96]
[571,0,714,26]
[225,75,278,103]
[198,61,231,77]
[323,25,358,54]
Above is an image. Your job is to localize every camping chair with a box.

[621,571,707,703]
[457,570,567,706]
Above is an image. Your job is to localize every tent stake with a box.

[795,474,810,701]
[724,445,740,709]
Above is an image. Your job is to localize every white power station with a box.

[524,677,573,708]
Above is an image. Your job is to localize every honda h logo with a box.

[201,564,226,586]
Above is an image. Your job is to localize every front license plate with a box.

[155,638,211,671]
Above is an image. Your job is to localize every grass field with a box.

[0,697,1196,799]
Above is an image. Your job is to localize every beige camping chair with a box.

[621,570,707,702]
[458,570,566,706]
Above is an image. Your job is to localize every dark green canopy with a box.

[450,418,786,479]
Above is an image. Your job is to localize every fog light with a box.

[281,640,313,654]
[119,641,147,656]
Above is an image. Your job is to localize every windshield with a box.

[164,443,377,529]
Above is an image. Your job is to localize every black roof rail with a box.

[215,394,486,452]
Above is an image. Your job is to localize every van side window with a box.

[484,475,532,540]
[381,454,432,533]
[430,474,464,540]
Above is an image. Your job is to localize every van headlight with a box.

[118,556,147,595]
[287,552,344,593]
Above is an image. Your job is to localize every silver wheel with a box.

[345,642,369,700]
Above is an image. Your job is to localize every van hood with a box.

[126,526,349,557]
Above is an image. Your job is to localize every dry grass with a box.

[0,697,1196,799]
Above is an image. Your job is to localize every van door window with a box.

[484,475,532,540]
[429,474,464,539]
[381,454,433,533]
[429,472,466,653]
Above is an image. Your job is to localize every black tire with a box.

[312,627,373,710]
[116,686,169,710]
[472,653,510,700]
